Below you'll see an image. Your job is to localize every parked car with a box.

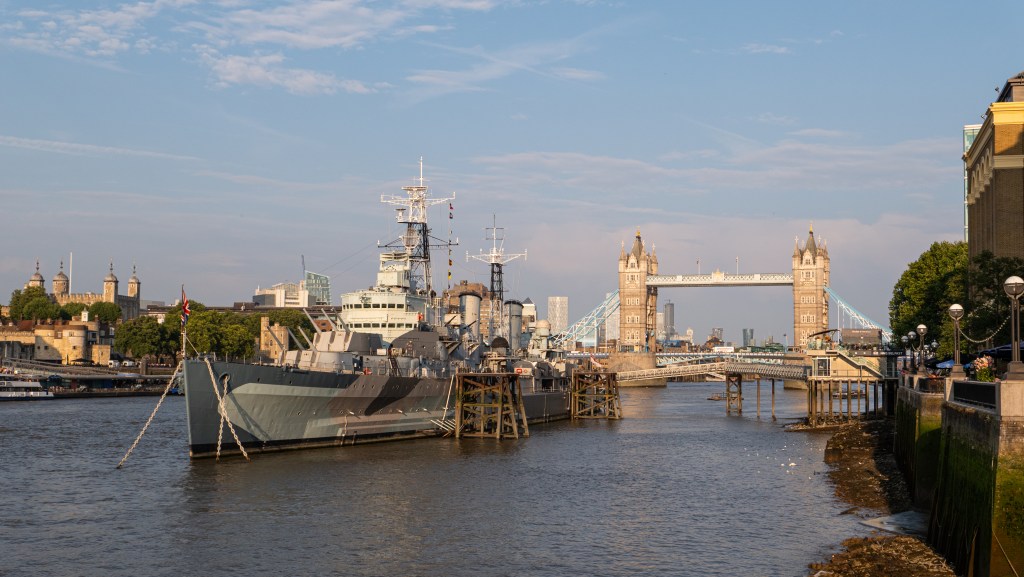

[121,360,137,368]
[108,360,122,369]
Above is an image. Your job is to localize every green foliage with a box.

[114,316,178,359]
[889,241,968,357]
[60,302,87,319]
[88,301,122,323]
[8,286,50,321]
[22,298,61,321]
[961,251,1024,350]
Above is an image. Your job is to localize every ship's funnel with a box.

[460,292,482,343]
[505,300,523,351]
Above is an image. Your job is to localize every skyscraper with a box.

[742,328,754,348]
[547,296,569,334]
[663,300,675,339]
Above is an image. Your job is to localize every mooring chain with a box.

[116,362,183,469]
[203,357,250,462]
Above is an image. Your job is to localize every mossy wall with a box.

[992,452,1024,575]
[929,429,994,575]
[894,387,944,508]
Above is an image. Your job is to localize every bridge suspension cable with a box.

[824,286,892,345]
[551,290,620,349]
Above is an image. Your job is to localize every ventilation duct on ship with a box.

[460,292,482,343]
[505,300,523,351]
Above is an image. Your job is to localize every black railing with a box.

[951,380,997,410]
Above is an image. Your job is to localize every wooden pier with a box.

[453,373,529,439]
[570,371,622,419]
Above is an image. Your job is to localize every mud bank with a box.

[804,418,955,577]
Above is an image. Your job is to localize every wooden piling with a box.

[454,373,529,439]
[570,372,622,419]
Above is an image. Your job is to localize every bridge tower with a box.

[618,229,658,352]
[791,226,829,348]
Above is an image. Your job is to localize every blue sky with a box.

[1,0,1020,344]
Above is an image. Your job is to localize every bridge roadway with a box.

[646,272,794,287]
[617,359,809,383]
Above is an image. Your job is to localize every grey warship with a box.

[182,162,571,458]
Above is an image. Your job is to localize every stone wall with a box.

[894,383,944,509]
[927,396,1024,576]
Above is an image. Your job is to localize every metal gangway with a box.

[616,360,808,383]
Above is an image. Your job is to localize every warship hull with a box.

[183,360,569,458]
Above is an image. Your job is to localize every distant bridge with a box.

[616,359,808,383]
[646,272,794,287]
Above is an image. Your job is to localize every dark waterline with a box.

[1,383,868,577]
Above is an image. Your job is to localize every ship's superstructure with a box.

[182,160,571,459]
[338,160,453,343]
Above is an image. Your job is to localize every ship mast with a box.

[468,215,526,340]
[379,158,455,297]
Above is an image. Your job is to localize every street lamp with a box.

[907,331,917,372]
[916,324,928,374]
[901,335,910,371]
[1004,275,1024,379]
[949,304,965,378]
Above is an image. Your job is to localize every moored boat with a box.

[0,380,55,400]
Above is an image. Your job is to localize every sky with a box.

[1,0,1021,345]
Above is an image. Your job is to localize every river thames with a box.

[1,382,869,576]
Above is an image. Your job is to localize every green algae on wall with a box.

[992,455,1024,575]
[929,432,994,577]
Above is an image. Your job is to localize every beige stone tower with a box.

[127,265,140,299]
[102,262,118,303]
[27,260,45,290]
[618,229,658,352]
[53,261,69,296]
[792,226,830,348]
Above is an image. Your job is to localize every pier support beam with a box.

[571,372,622,419]
[454,373,529,439]
[726,373,742,415]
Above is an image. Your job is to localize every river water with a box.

[1,382,868,577]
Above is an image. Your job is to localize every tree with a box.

[89,301,122,323]
[221,324,256,361]
[60,302,87,319]
[115,316,172,359]
[8,286,49,321]
[889,241,968,358]
[961,251,1024,352]
[22,297,61,322]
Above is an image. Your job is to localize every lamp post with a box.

[907,331,917,372]
[949,304,965,378]
[901,335,910,372]
[916,324,928,375]
[1004,275,1024,379]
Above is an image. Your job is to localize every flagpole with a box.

[180,284,187,361]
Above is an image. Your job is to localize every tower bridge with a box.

[617,226,829,352]
[552,226,891,352]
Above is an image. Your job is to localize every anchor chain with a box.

[204,357,250,461]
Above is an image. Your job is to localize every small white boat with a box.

[0,380,55,400]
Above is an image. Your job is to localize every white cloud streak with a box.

[0,134,198,160]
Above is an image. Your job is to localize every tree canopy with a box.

[89,301,122,324]
[889,244,1024,357]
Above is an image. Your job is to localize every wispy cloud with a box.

[741,43,789,54]
[195,46,373,95]
[0,134,198,160]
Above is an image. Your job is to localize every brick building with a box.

[965,71,1024,261]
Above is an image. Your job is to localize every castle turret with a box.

[103,262,119,303]
[127,265,140,299]
[27,260,45,289]
[53,261,69,296]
